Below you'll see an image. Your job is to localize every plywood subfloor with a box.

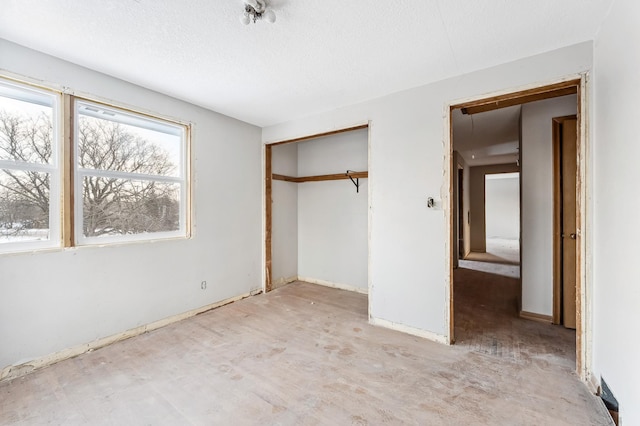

[1,280,612,425]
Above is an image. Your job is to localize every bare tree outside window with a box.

[0,105,183,243]
[0,109,53,243]
[76,116,181,238]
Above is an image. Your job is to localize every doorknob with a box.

[570,233,577,240]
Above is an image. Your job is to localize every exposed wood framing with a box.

[273,171,368,183]
[271,173,298,182]
[460,81,579,115]
[265,144,273,292]
[268,124,369,146]
[62,95,75,247]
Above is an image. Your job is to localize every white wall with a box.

[520,95,577,316]
[297,130,368,291]
[0,40,262,371]
[593,0,640,422]
[485,173,519,239]
[271,143,298,286]
[264,42,593,339]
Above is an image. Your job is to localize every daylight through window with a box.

[75,101,188,244]
[0,77,189,253]
[0,80,60,252]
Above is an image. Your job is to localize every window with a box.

[0,80,61,251]
[0,76,189,253]
[75,101,188,245]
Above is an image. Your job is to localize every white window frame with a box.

[73,99,189,246]
[0,79,61,253]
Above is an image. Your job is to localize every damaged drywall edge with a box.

[578,71,594,383]
[0,291,253,383]
[441,102,453,344]
[370,317,448,345]
[298,276,368,295]
[367,119,373,331]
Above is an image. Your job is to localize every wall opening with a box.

[265,124,370,299]
[447,78,588,379]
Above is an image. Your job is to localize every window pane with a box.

[82,176,181,238]
[75,100,188,245]
[77,103,182,178]
[0,85,54,164]
[0,169,51,243]
[0,79,58,252]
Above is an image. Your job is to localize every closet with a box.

[265,125,369,295]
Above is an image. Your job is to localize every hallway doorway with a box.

[447,78,588,379]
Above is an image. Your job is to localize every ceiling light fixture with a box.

[240,0,276,25]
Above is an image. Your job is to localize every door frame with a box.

[445,75,591,381]
[457,166,464,259]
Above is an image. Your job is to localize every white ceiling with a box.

[0,0,613,127]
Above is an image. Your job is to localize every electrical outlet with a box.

[201,281,207,290]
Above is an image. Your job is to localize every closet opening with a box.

[265,124,370,304]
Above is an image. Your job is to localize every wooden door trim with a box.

[265,144,273,292]
[454,79,580,113]
[267,124,369,146]
[461,84,578,115]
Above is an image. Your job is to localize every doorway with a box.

[484,172,520,265]
[447,78,588,379]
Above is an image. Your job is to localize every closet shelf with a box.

[272,171,368,183]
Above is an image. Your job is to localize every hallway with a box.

[454,265,574,365]
[453,247,606,423]
[454,236,574,362]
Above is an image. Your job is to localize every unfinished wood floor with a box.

[1,280,612,425]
